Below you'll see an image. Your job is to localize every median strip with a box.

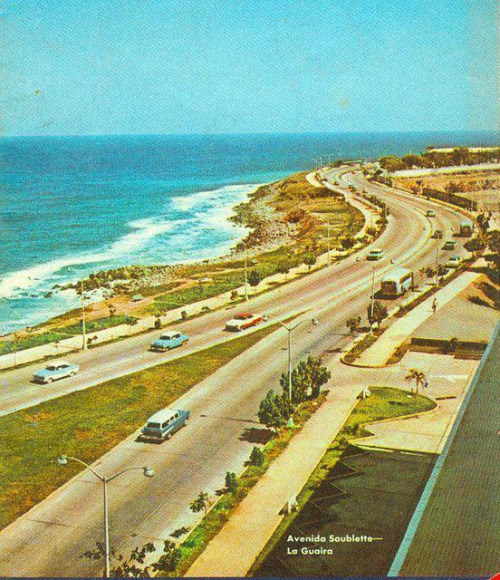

[0,322,281,530]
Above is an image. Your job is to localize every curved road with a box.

[0,170,470,576]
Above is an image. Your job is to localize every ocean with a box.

[0,130,497,335]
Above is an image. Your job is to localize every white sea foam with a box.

[0,218,175,300]
[0,183,259,303]
[171,183,260,212]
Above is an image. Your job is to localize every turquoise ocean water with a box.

[0,131,497,334]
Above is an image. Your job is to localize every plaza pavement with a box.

[352,271,481,367]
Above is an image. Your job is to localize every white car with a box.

[445,255,461,269]
[366,248,384,261]
[225,313,263,332]
[33,361,80,384]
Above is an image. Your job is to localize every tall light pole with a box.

[80,279,87,350]
[435,243,440,287]
[326,221,331,265]
[279,320,304,406]
[57,455,154,577]
[369,265,376,335]
[67,268,88,351]
[241,242,249,302]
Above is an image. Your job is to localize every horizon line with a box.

[1,128,499,140]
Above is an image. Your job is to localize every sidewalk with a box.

[185,366,359,577]
[352,272,481,368]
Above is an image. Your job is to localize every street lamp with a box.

[279,320,304,411]
[369,265,376,335]
[57,455,154,578]
[67,268,88,351]
[239,241,249,302]
[435,242,440,287]
[326,221,331,265]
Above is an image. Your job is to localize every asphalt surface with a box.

[0,170,466,417]
[0,170,469,576]
[392,323,500,577]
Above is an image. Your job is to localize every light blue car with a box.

[150,330,189,352]
[33,360,80,384]
[140,408,190,441]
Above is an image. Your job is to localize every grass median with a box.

[0,322,281,530]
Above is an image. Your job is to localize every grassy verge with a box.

[342,329,383,363]
[0,322,281,530]
[168,393,328,577]
[0,315,138,355]
[249,386,436,574]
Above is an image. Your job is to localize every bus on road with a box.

[381,268,413,297]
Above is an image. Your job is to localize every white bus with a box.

[381,268,413,297]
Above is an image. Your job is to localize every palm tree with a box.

[405,369,427,401]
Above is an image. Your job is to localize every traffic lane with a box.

[0,272,379,577]
[0,170,458,405]
[0,189,425,404]
[0,211,446,577]
[0,183,448,415]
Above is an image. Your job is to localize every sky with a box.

[1,0,498,137]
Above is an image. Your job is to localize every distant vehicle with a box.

[366,248,384,261]
[432,230,443,239]
[443,240,457,250]
[460,220,474,237]
[33,361,79,384]
[445,255,461,269]
[150,331,189,352]
[381,268,414,297]
[140,408,190,441]
[426,209,436,217]
[225,313,263,331]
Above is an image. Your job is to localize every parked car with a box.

[445,255,461,269]
[150,331,189,352]
[426,209,436,217]
[33,361,80,384]
[366,248,384,261]
[432,229,443,239]
[443,240,457,250]
[140,408,190,441]
[225,313,263,331]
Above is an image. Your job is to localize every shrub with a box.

[341,237,355,250]
[248,270,261,287]
[249,446,265,467]
[225,471,238,494]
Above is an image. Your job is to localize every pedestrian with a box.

[432,298,437,313]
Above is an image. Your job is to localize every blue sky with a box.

[1,0,498,136]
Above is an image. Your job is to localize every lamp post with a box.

[369,265,376,335]
[80,279,87,350]
[67,268,87,351]
[57,455,154,577]
[279,320,304,407]
[326,221,331,265]
[435,243,440,287]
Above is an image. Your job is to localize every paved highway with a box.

[0,170,469,576]
[0,170,465,417]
